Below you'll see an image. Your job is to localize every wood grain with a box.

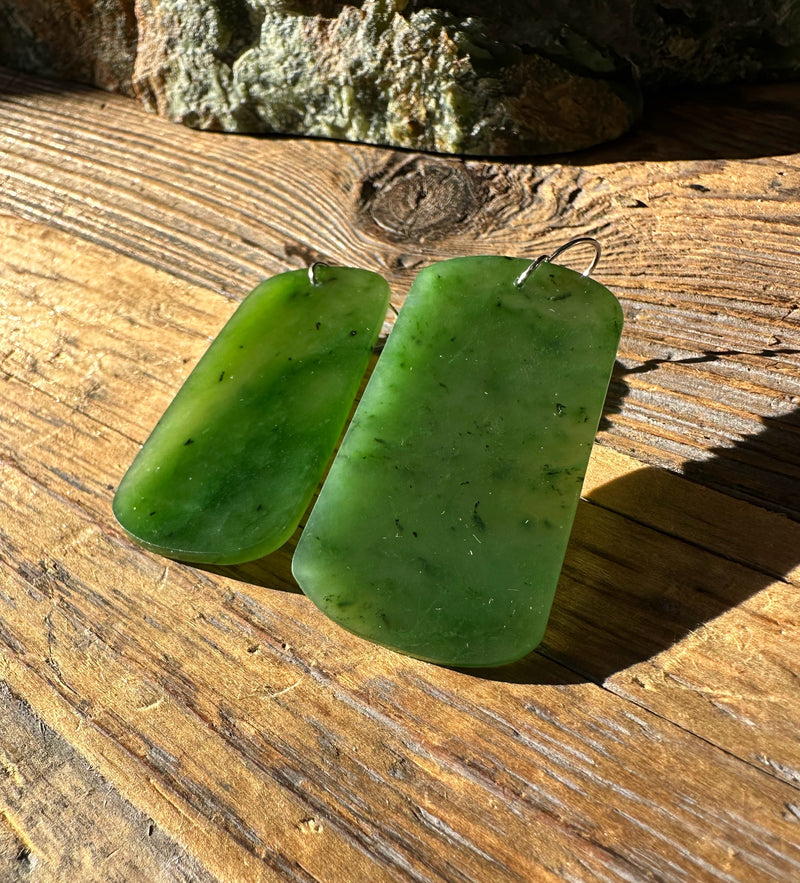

[0,684,213,882]
[2,68,800,881]
[1,212,799,881]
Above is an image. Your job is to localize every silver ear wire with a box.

[514,236,602,287]
[308,261,330,287]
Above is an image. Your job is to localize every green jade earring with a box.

[292,238,623,667]
[114,238,622,668]
[113,264,390,564]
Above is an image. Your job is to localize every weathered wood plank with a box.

[3,69,800,882]
[2,213,800,880]
[0,683,215,882]
[1,68,799,518]
[3,208,800,779]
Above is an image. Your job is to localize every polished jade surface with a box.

[113,266,390,564]
[292,257,623,667]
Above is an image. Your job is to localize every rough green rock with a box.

[113,266,389,564]
[130,0,636,154]
[2,0,799,155]
[292,257,623,667]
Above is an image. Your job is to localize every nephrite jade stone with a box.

[113,266,390,564]
[292,256,623,667]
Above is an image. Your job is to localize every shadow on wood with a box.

[606,349,800,518]
[563,82,800,164]
[0,66,73,99]
[198,528,302,594]
[476,374,800,684]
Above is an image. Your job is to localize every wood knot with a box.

[360,158,481,242]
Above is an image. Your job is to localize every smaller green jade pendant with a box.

[292,244,623,667]
[114,265,390,564]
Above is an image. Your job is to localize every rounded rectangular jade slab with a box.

[113,266,390,564]
[292,256,623,667]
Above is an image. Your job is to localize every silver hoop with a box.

[514,236,601,288]
[308,261,329,287]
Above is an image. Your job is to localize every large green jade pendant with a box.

[113,267,390,564]
[292,257,623,667]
